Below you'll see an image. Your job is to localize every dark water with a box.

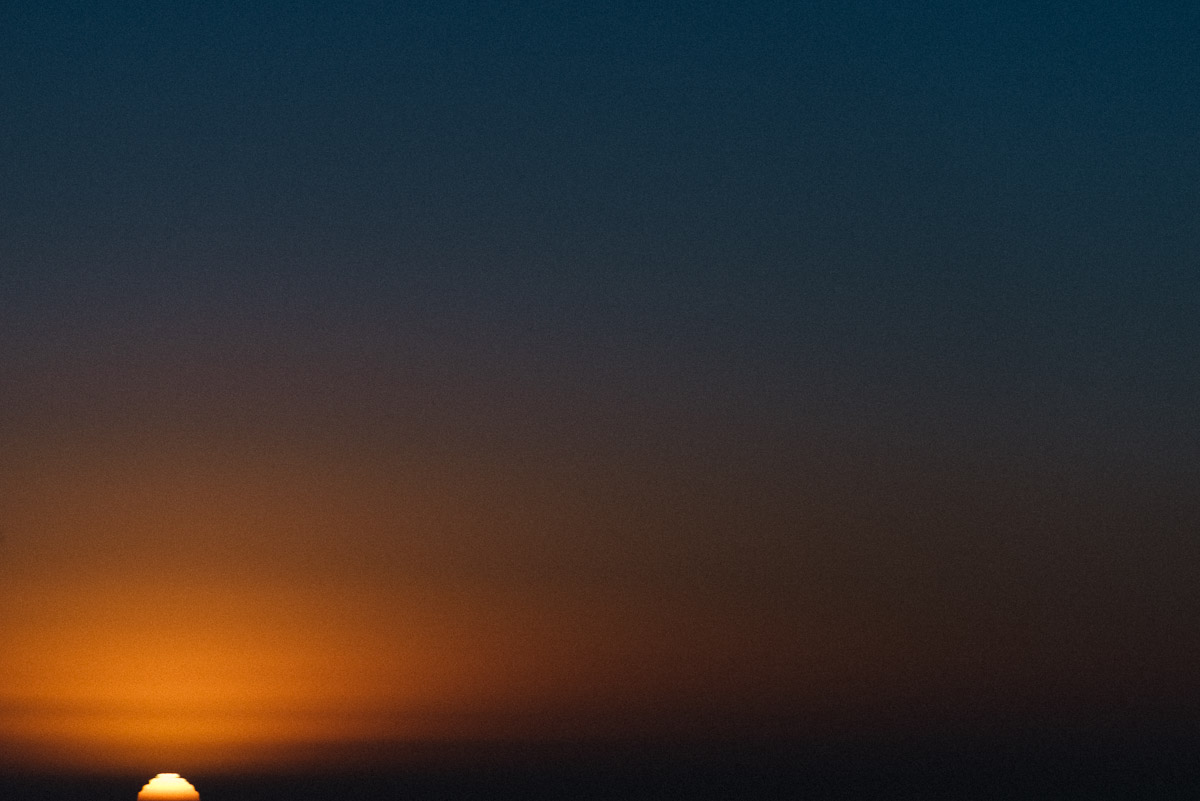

[3,733,1199,800]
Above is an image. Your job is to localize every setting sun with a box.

[137,773,199,800]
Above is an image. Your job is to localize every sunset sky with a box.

[2,1,1198,782]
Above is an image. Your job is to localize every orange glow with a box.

[0,572,520,771]
[138,773,200,800]
[0,441,811,774]
[0,447,509,771]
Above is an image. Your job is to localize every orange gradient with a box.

[0,439,811,773]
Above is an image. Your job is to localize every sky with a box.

[1,0,1198,780]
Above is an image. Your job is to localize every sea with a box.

[2,732,1198,799]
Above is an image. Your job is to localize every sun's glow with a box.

[138,773,199,800]
[0,446,807,774]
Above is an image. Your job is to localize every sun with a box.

[137,773,200,800]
